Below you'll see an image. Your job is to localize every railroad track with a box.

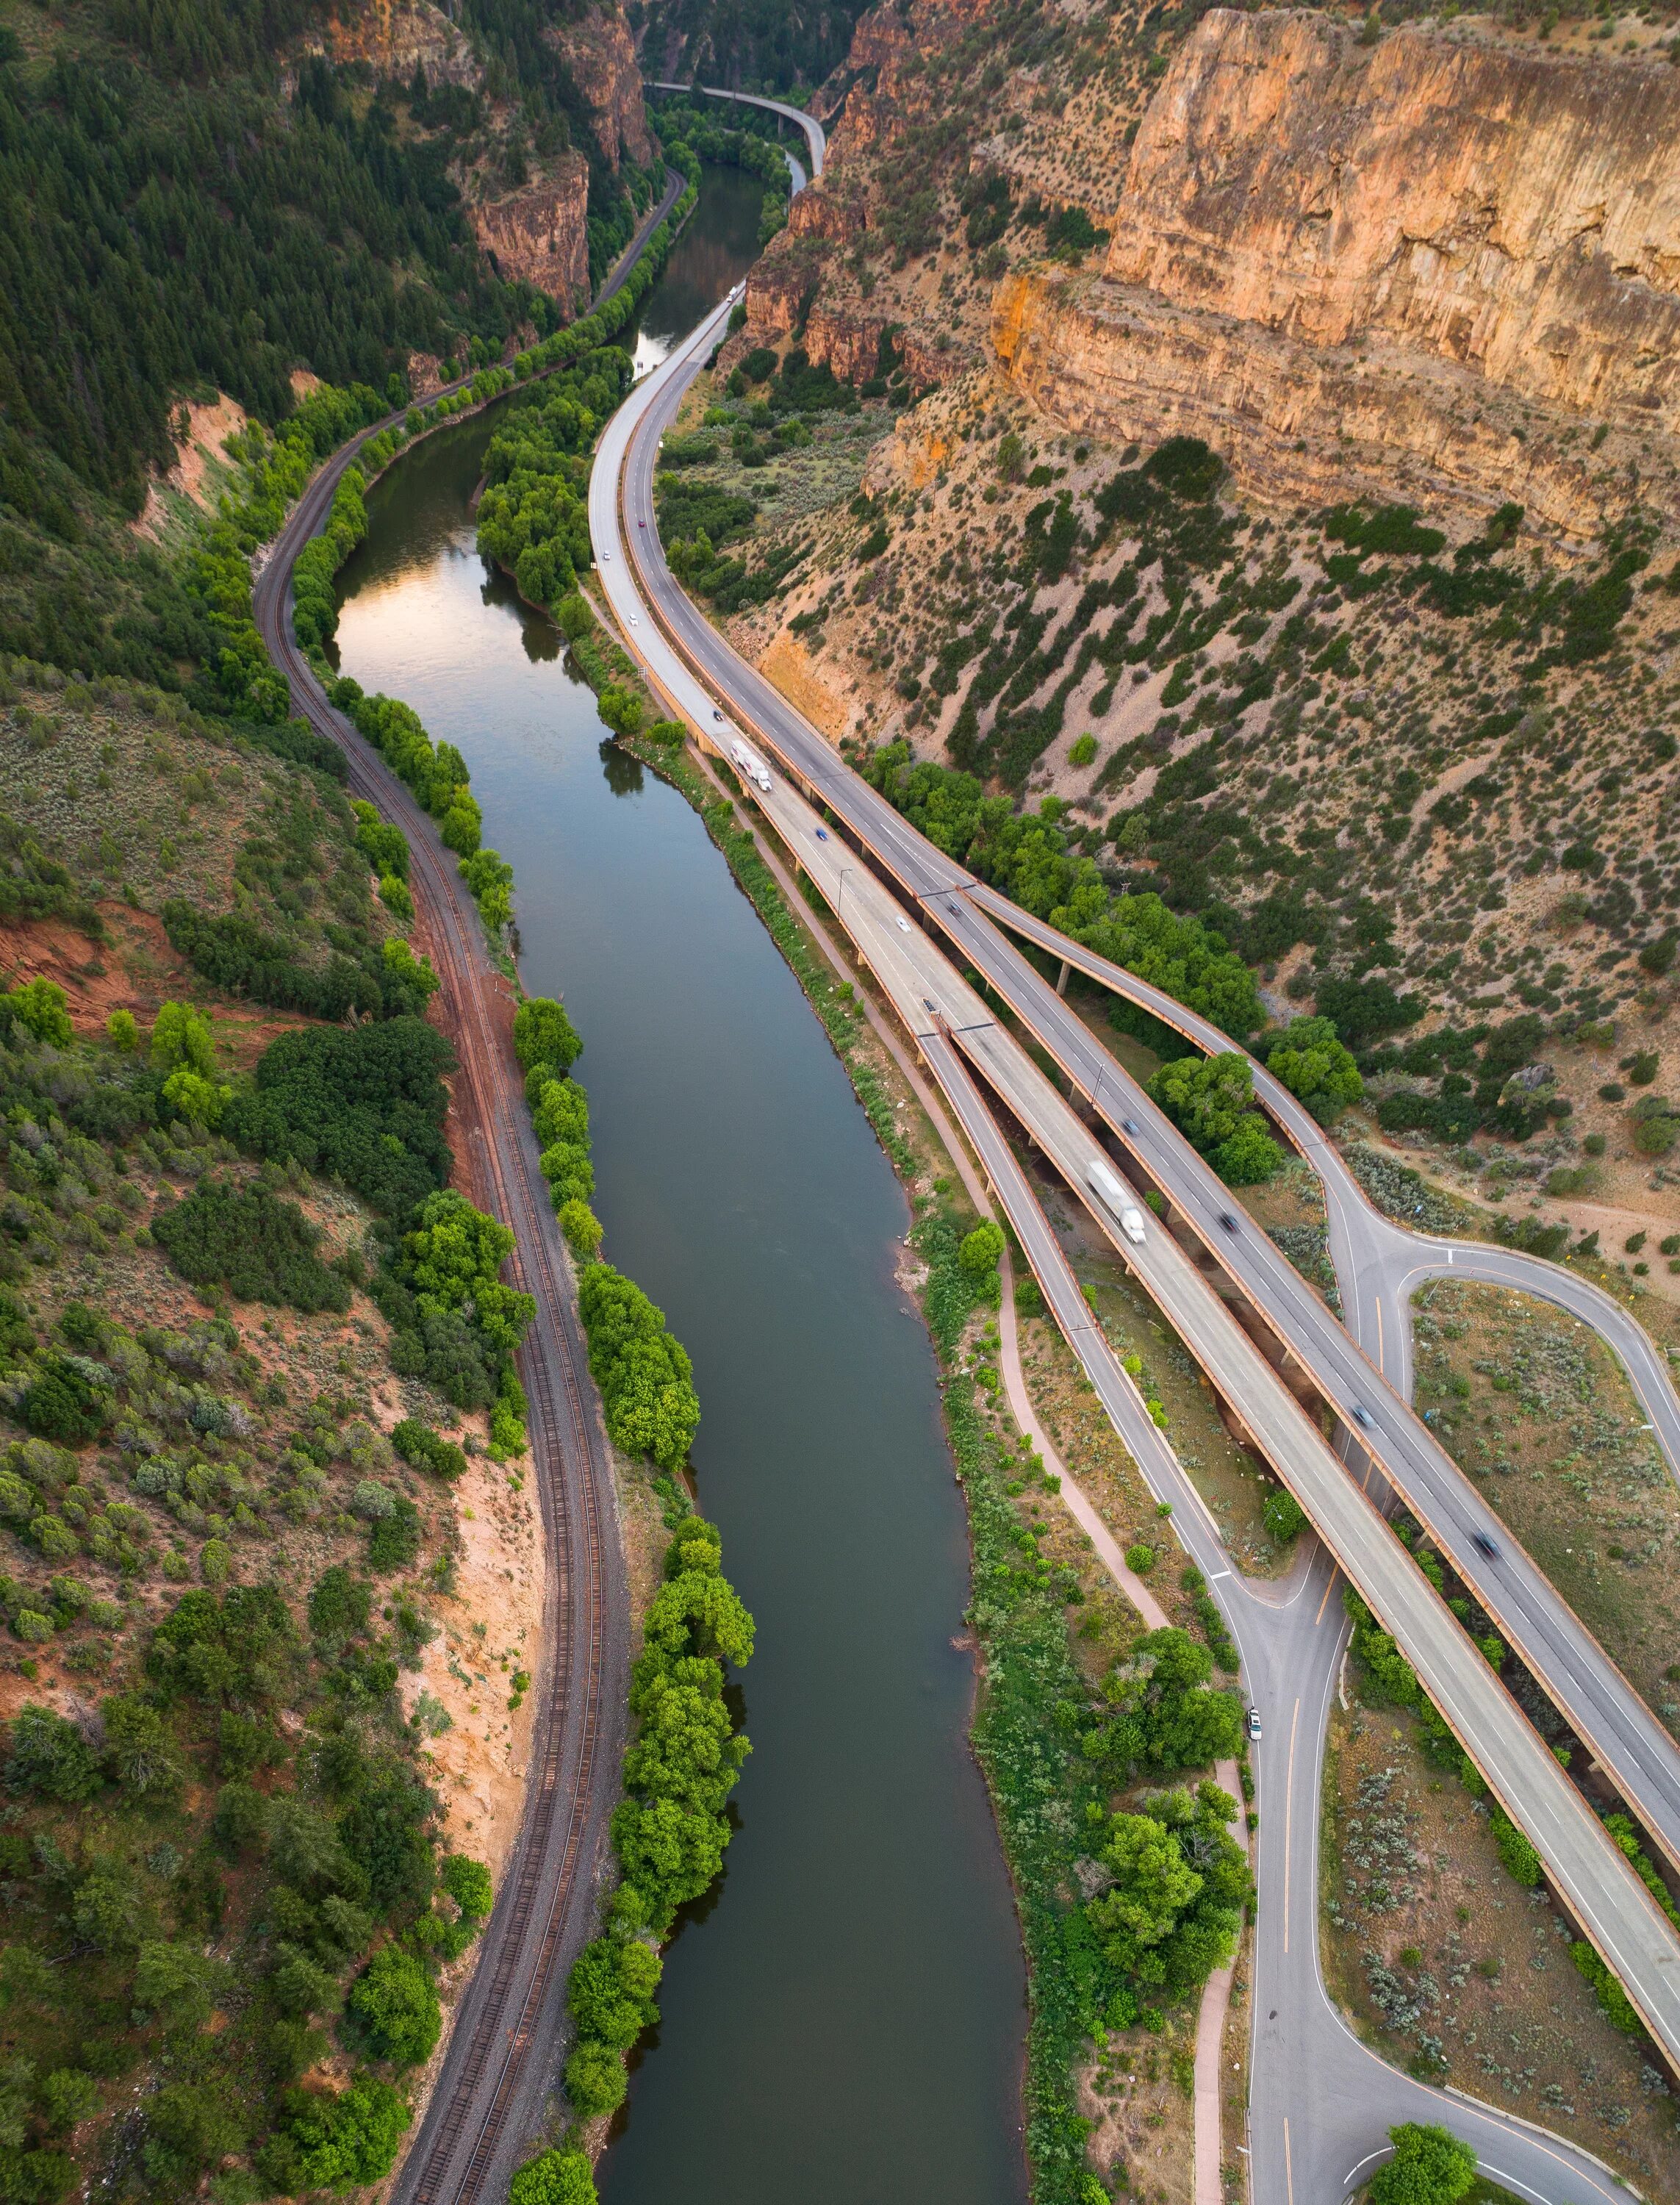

[251,406,627,2205]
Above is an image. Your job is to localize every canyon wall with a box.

[995,9,1680,537]
[321,0,479,87]
[470,155,592,305]
[551,5,653,171]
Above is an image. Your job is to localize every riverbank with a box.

[567,570,1254,2204]
[330,391,1028,2203]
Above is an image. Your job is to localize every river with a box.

[328,165,1027,2205]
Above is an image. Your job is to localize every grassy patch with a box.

[1412,1278,1680,1728]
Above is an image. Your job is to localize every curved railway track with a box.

[251,393,628,2205]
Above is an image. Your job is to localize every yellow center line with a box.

[1313,1571,1338,1628]
[1283,1696,1301,1954]
[1374,1295,1385,1372]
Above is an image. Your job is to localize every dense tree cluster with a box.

[1148,1051,1282,1186]
[228,1018,455,1219]
[476,348,631,610]
[576,1264,701,1471]
[564,1513,753,2120]
[152,1179,353,1313]
[0,39,528,512]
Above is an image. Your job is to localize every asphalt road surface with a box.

[589,298,1680,2193]
[608,292,1680,1928]
[646,80,825,179]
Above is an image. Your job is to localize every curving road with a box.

[972,891,1680,1484]
[591,290,1677,2200]
[608,293,1680,1919]
[647,80,825,180]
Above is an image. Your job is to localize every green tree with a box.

[958,1221,1005,1277]
[564,2037,627,2119]
[1087,1811,1202,1971]
[597,686,643,740]
[348,1948,440,2068]
[1149,1051,1280,1184]
[1265,1014,1363,1123]
[4,1704,101,1803]
[2,978,73,1047]
[514,997,582,1075]
[1213,1114,1282,1186]
[1369,2122,1477,2205]
[134,1941,229,2032]
[1263,1489,1307,1542]
[150,1001,216,1079]
[1149,1051,1256,1150]
[106,1008,139,1052]
[559,1199,603,1258]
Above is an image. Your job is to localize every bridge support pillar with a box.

[1056,959,1070,996]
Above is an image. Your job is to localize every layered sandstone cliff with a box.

[550,5,653,171]
[995,10,1680,537]
[470,154,591,305]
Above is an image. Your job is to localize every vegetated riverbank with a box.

[553,583,1254,2204]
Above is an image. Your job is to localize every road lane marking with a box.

[1283,2115,1294,2205]
[1283,1696,1301,1954]
[1375,1295,1385,1371]
[1314,1572,1338,1627]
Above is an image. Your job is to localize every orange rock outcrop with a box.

[994,9,1680,537]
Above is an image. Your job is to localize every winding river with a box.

[329,169,1027,2205]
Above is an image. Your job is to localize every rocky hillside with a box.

[665,0,1680,1258]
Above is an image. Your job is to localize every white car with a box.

[1118,1205,1147,1247]
[628,612,639,626]
[1246,1706,1262,1742]
[895,917,911,933]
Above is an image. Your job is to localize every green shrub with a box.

[391,1420,467,1482]
[441,1854,492,1921]
[1124,1542,1156,1574]
[20,1358,111,1446]
[559,1199,603,1258]
[1488,1809,1542,1887]
[261,2076,409,2190]
[153,1181,351,1314]
[510,2148,598,2205]
[1263,1490,1307,1542]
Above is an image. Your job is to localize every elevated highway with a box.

[646,81,825,181]
[614,293,1680,1899]
[589,295,1680,2094]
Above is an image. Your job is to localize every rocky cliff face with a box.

[319,1,478,87]
[551,5,653,171]
[996,8,1680,537]
[470,154,591,306]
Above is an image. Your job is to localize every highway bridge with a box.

[592,287,1680,2200]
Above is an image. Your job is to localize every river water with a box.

[329,166,1027,2205]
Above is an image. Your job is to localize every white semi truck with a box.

[1087,1158,1148,1245]
[728,735,775,794]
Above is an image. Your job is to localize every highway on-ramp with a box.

[610,290,1680,1902]
[590,293,1680,2198]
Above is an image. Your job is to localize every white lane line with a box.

[1283,1696,1300,1955]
